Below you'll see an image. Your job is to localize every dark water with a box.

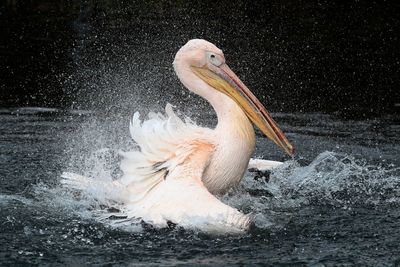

[1,1,400,116]
[0,107,399,266]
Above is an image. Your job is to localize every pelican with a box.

[61,39,293,233]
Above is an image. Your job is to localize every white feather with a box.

[248,159,283,171]
[116,104,250,231]
[119,104,211,201]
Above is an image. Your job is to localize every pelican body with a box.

[62,39,293,233]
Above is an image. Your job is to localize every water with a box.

[0,107,399,266]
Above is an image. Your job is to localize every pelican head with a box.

[173,39,294,156]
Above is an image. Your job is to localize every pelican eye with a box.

[207,52,222,66]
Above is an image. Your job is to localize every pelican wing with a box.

[119,103,214,203]
[121,108,249,230]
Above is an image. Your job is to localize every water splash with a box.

[225,151,400,212]
[268,151,400,206]
[44,148,400,232]
[222,151,400,229]
[0,194,33,206]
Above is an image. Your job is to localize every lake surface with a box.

[0,107,399,266]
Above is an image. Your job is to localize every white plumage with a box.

[119,103,211,204]
[63,104,250,232]
[120,104,250,231]
[61,39,293,233]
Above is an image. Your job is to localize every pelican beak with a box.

[192,64,294,156]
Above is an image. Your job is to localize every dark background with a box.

[1,0,399,118]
